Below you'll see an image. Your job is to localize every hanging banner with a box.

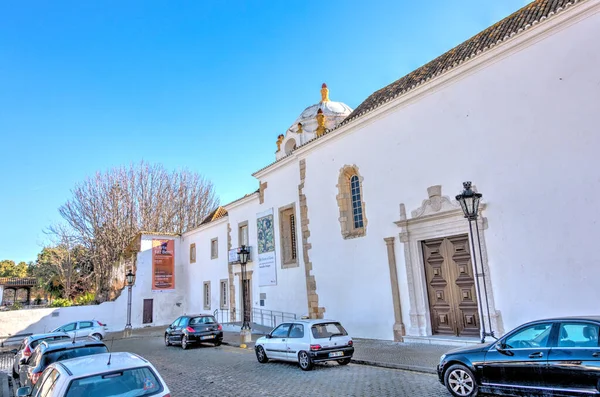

[257,209,277,286]
[152,239,175,291]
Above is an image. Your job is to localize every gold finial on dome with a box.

[316,108,326,137]
[297,123,303,133]
[320,83,330,102]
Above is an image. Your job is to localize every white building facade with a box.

[128,0,600,343]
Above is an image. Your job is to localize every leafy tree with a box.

[0,260,29,277]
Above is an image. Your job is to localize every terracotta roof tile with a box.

[200,206,228,225]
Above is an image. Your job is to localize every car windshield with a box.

[64,366,163,397]
[311,322,348,339]
[40,346,109,370]
[189,316,216,325]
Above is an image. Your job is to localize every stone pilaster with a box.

[227,223,236,322]
[298,159,325,319]
[385,237,405,341]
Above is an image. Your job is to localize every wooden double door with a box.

[422,235,480,337]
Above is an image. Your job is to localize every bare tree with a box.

[57,161,219,298]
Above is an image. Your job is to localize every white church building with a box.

[127,0,600,343]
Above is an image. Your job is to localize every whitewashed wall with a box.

[255,164,310,319]
[182,219,229,316]
[287,7,600,338]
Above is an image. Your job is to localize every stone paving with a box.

[110,335,452,397]
[107,326,450,374]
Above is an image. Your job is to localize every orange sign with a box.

[152,239,175,290]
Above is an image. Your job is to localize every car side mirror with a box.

[266,334,272,339]
[19,357,28,365]
[16,386,32,397]
[495,343,513,356]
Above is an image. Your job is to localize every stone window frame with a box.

[203,281,211,310]
[190,243,196,263]
[336,165,368,239]
[219,279,228,309]
[210,238,218,259]
[278,203,299,269]
[238,221,249,247]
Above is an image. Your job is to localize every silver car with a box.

[255,319,355,371]
[11,333,70,379]
[51,320,108,340]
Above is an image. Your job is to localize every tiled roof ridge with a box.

[252,0,582,176]
[200,206,229,225]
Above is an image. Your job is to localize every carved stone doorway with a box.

[395,185,503,338]
[422,235,480,337]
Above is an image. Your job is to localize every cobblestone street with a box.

[111,336,451,397]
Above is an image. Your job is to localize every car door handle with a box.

[592,352,600,357]
[529,352,544,358]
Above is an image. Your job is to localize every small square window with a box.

[220,280,228,309]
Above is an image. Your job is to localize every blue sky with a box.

[0,0,528,263]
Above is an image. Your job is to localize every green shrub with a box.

[75,292,96,306]
[50,298,72,308]
[9,302,23,310]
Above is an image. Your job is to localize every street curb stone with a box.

[350,358,437,375]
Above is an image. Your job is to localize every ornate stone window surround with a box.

[210,238,218,259]
[394,185,503,337]
[189,243,196,263]
[336,165,368,239]
[203,281,211,310]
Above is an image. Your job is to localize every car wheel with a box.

[298,351,313,371]
[181,336,189,350]
[214,339,222,347]
[91,333,103,340]
[337,357,351,365]
[164,334,171,346]
[255,346,268,363]
[444,364,479,397]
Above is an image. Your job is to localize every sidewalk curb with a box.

[350,358,437,375]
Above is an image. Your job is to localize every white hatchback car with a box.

[255,319,354,371]
[51,320,108,340]
[16,352,171,397]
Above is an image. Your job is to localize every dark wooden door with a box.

[422,235,480,337]
[143,299,153,324]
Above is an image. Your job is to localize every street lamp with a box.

[456,181,494,343]
[125,270,136,331]
[238,245,251,344]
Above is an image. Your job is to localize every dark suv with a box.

[18,337,108,388]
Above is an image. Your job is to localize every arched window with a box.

[336,165,367,239]
[350,175,364,229]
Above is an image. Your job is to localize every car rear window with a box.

[189,316,217,325]
[311,322,348,339]
[65,366,163,397]
[41,345,109,369]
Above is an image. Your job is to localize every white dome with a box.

[289,84,353,133]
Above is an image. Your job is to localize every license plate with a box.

[329,351,344,358]
[201,335,214,340]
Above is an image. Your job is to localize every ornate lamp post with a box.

[125,270,136,333]
[456,181,494,343]
[238,245,251,344]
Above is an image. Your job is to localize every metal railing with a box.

[213,308,297,329]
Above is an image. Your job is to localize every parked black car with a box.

[18,337,108,388]
[438,316,600,397]
[165,314,223,349]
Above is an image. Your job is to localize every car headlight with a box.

[439,354,446,363]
